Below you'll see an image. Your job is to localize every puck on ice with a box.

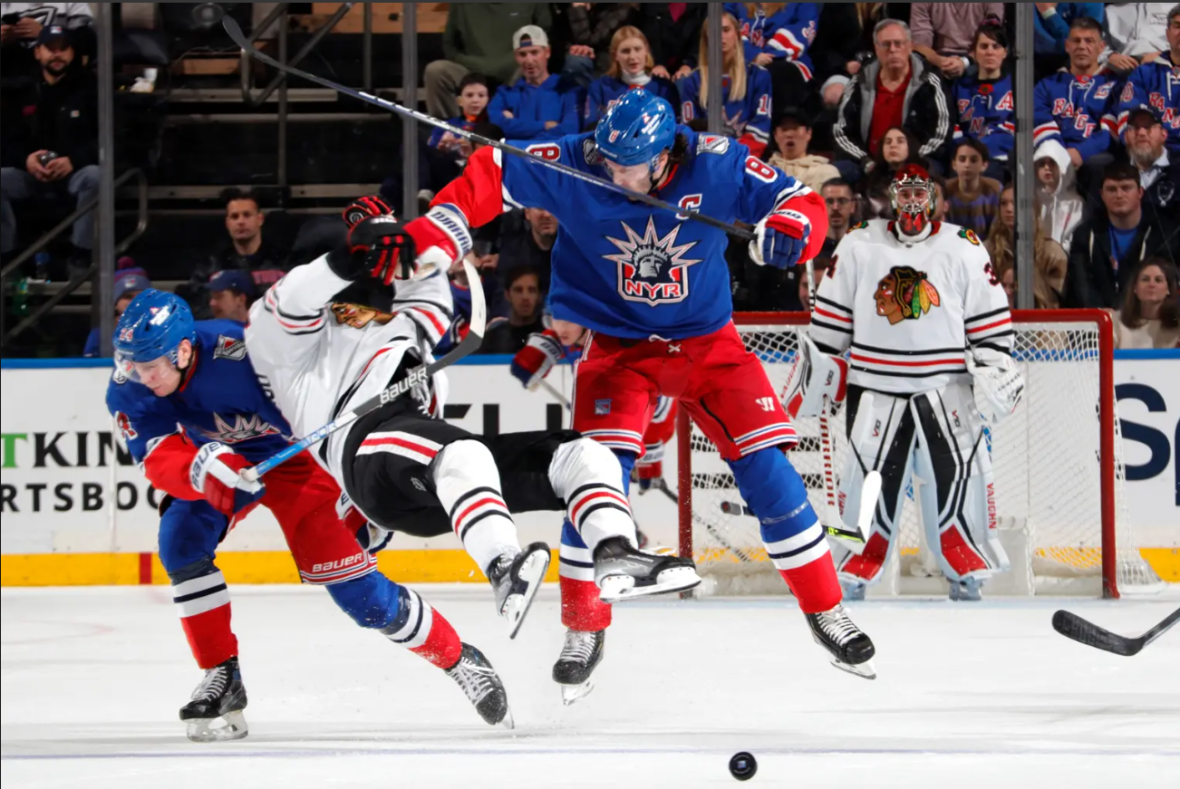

[729,752,757,781]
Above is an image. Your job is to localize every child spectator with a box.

[584,26,678,129]
[421,73,490,198]
[487,26,580,141]
[953,21,1014,182]
[986,185,1069,309]
[766,107,839,193]
[1110,258,1180,347]
[945,138,1003,239]
[1033,139,1086,253]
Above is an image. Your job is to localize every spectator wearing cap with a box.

[1064,161,1180,308]
[1124,107,1180,220]
[0,23,98,272]
[766,108,839,193]
[0,2,93,79]
[584,26,678,130]
[1033,138,1086,253]
[953,21,1014,183]
[487,26,579,141]
[945,138,1003,240]
[1116,6,1180,157]
[82,260,149,357]
[909,3,1004,80]
[208,269,258,324]
[1104,2,1173,74]
[425,4,552,121]
[832,19,951,184]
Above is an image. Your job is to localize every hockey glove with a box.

[967,347,1024,424]
[190,442,266,516]
[511,330,565,390]
[782,334,848,419]
[750,209,812,270]
[342,194,393,229]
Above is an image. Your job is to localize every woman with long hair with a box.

[985,185,1068,309]
[863,126,926,218]
[953,20,1013,182]
[584,26,679,129]
[676,9,773,156]
[1110,258,1180,348]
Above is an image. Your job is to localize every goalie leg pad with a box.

[432,440,521,573]
[783,334,850,419]
[910,383,1009,583]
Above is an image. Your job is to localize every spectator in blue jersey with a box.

[82,259,149,357]
[1064,162,1180,308]
[487,25,579,141]
[1035,4,1105,58]
[954,21,1014,183]
[676,9,772,157]
[420,73,490,199]
[561,3,638,88]
[207,269,258,324]
[1116,5,1180,157]
[584,26,678,130]
[1124,107,1180,220]
[482,267,547,354]
[945,138,1003,240]
[725,3,820,115]
[1033,15,1119,205]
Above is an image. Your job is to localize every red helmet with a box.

[888,164,935,237]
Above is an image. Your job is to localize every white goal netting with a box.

[683,312,1164,598]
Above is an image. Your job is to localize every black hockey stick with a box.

[1052,607,1180,656]
[222,17,755,241]
[719,499,867,546]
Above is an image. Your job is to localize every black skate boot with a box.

[593,536,701,603]
[445,643,513,728]
[487,542,551,639]
[179,656,248,742]
[806,604,877,680]
[552,629,605,706]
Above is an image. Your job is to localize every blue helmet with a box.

[113,288,196,364]
[595,89,677,169]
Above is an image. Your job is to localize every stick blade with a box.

[1052,610,1141,656]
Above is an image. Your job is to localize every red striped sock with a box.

[180,604,238,669]
[778,556,842,614]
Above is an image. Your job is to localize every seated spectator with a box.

[1123,107,1180,220]
[638,3,708,81]
[584,26,678,129]
[496,206,557,291]
[424,3,552,120]
[1033,140,1086,253]
[953,21,1014,182]
[1065,162,1179,308]
[832,19,950,185]
[563,3,639,88]
[1116,6,1180,158]
[1110,257,1180,347]
[909,3,1004,80]
[487,26,580,141]
[820,178,858,257]
[931,173,949,222]
[1033,15,1119,204]
[945,139,1003,239]
[482,266,547,353]
[207,269,257,324]
[810,3,891,110]
[863,126,927,218]
[987,185,1068,309]
[766,107,839,193]
[0,24,96,274]
[421,73,490,199]
[82,258,148,357]
[1103,2,1172,74]
[798,255,831,309]
[677,10,772,156]
[726,2,819,112]
[1036,3,1105,63]
[0,2,92,80]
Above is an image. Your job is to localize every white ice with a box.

[3,585,1178,789]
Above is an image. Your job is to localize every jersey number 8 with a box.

[745,156,778,184]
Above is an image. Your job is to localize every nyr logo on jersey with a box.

[604,218,702,305]
[196,412,282,445]
[213,335,248,361]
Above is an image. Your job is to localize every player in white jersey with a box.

[244,199,700,632]
[787,165,1025,601]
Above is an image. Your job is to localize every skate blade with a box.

[184,710,248,742]
[499,708,515,730]
[503,547,551,640]
[829,657,876,680]
[560,680,595,706]
[598,565,701,604]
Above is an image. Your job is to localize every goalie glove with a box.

[511,330,565,390]
[782,334,849,419]
[190,442,266,516]
[749,208,812,270]
[967,347,1024,423]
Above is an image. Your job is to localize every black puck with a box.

[729,751,757,781]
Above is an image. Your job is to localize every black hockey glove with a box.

[326,215,417,285]
[342,194,393,229]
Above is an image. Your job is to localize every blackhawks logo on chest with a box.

[604,217,702,306]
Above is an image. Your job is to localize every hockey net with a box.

[679,310,1164,599]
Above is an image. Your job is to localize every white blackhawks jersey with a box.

[809,219,1013,395]
[243,255,453,484]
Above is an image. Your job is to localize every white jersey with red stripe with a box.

[809,219,1013,396]
[243,253,453,484]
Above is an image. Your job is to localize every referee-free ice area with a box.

[3,585,1178,789]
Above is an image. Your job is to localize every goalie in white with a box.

[791,164,1024,601]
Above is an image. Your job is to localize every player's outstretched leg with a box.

[433,439,549,638]
[730,448,877,679]
[328,573,512,727]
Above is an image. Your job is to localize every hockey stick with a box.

[538,378,571,411]
[221,17,754,242]
[641,476,753,562]
[1052,607,1180,656]
[242,258,487,482]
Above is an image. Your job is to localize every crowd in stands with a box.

[3,3,1179,354]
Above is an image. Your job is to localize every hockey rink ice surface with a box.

[3,585,1178,788]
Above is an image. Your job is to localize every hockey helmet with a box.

[114,289,196,364]
[889,164,935,237]
[595,89,677,170]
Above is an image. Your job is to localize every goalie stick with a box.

[221,16,755,243]
[1052,607,1180,656]
[242,257,487,481]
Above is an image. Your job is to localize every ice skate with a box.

[179,656,249,742]
[552,628,604,706]
[487,542,551,639]
[949,577,983,602]
[446,643,513,728]
[806,604,877,680]
[593,536,701,603]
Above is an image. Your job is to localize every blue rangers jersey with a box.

[1116,52,1180,152]
[727,2,819,80]
[676,64,773,156]
[1033,68,1119,159]
[953,73,1015,161]
[429,127,826,341]
[584,75,679,130]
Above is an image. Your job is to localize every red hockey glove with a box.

[511,330,565,390]
[342,194,393,229]
[189,443,266,516]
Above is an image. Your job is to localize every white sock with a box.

[549,438,637,552]
[432,440,519,573]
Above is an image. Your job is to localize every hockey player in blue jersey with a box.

[106,291,513,740]
[380,89,877,702]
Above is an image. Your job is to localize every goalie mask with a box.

[889,164,935,239]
